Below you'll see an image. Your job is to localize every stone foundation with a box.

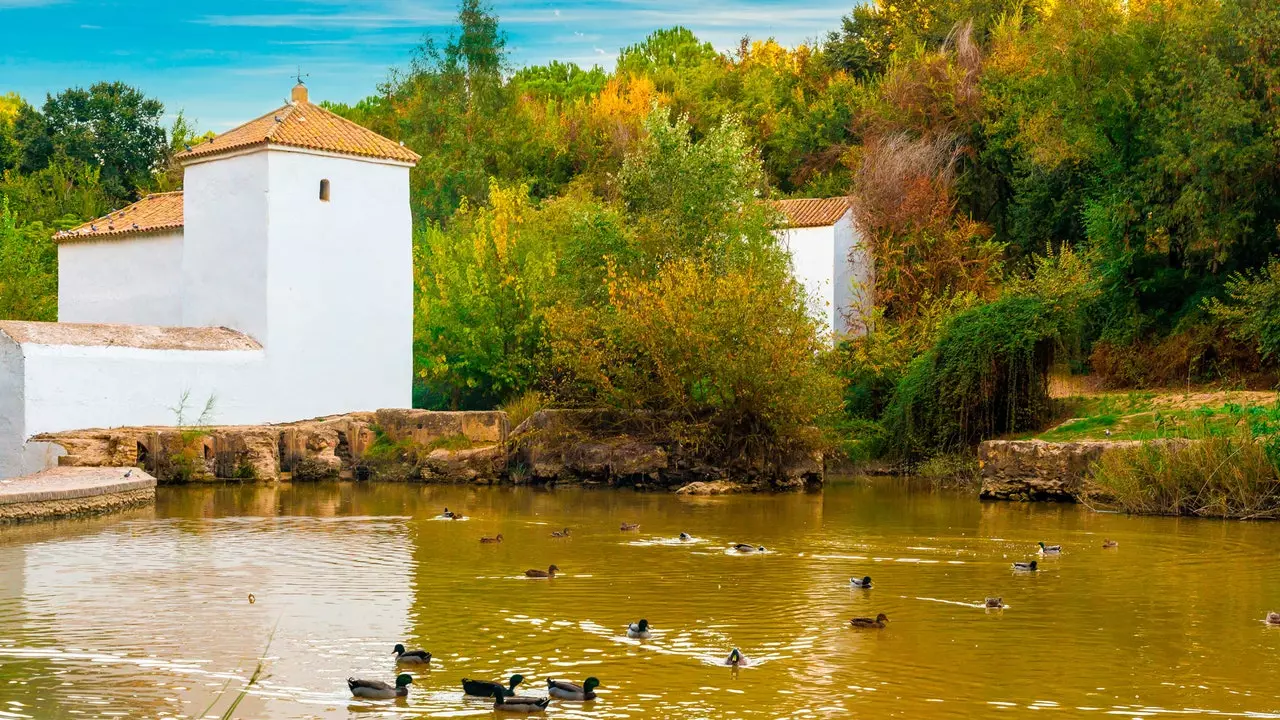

[978,438,1191,501]
[0,466,157,522]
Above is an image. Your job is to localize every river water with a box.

[0,478,1278,719]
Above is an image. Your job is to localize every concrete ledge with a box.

[0,466,156,522]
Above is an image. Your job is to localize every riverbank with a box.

[28,408,824,494]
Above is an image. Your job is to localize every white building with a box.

[0,83,419,478]
[772,197,873,343]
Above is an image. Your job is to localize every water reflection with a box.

[0,478,1277,718]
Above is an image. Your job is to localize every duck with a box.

[247,593,255,604]
[679,532,692,541]
[551,528,571,538]
[348,673,412,699]
[1012,560,1038,572]
[1102,539,1119,548]
[620,522,640,531]
[850,613,888,629]
[439,508,457,519]
[732,543,765,553]
[392,643,431,664]
[1038,542,1062,555]
[525,564,559,578]
[1266,612,1280,626]
[850,576,873,589]
[626,619,651,639]
[462,674,524,698]
[723,648,750,667]
[493,687,551,713]
[985,597,1005,609]
[547,676,600,701]
[480,533,504,544]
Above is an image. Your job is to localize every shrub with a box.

[1206,258,1280,363]
[882,295,1063,459]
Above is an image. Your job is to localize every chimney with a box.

[291,83,308,103]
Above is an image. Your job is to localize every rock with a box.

[676,480,747,495]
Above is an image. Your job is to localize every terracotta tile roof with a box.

[53,192,184,243]
[772,197,852,228]
[0,321,262,351]
[175,98,420,165]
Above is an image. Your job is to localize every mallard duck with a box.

[985,597,1005,609]
[1038,542,1062,555]
[626,619,651,639]
[679,532,692,541]
[620,522,640,531]
[723,648,750,667]
[348,673,412,699]
[850,613,888,629]
[480,533,504,544]
[525,564,559,578]
[732,543,765,553]
[439,507,457,519]
[1012,560,1038,572]
[551,528,571,538]
[493,687,550,713]
[548,676,599,701]
[850,576,872,589]
[1102,539,1118,548]
[1266,612,1280,626]
[393,643,431,664]
[462,674,523,698]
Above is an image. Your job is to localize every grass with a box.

[1021,390,1280,443]
[913,452,980,488]
[426,433,474,452]
[1088,425,1280,519]
[500,389,543,429]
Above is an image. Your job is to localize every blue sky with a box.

[0,0,853,132]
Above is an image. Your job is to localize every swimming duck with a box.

[247,593,255,604]
[1266,612,1280,626]
[850,576,872,589]
[462,674,523,698]
[627,619,651,639]
[525,564,559,578]
[1102,539,1118,548]
[348,673,412,699]
[620,522,640,531]
[985,597,1005,609]
[439,508,457,519]
[480,533,504,544]
[723,648,750,667]
[732,543,765,553]
[850,613,888,628]
[493,687,551,713]
[547,676,600,701]
[679,532,692,541]
[551,528,571,537]
[1012,560,1038,572]
[1038,542,1062,555]
[393,643,431,664]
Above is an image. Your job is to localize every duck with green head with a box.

[732,543,765,553]
[462,674,523,698]
[392,643,431,665]
[627,619,651,639]
[1038,542,1062,555]
[723,648,750,667]
[548,676,600,701]
[493,687,551,713]
[850,576,872,589]
[1012,560,1038,572]
[348,673,412,699]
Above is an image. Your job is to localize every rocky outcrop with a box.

[510,410,823,491]
[979,438,1191,501]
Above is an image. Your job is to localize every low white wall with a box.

[58,232,185,325]
[777,224,837,337]
[20,344,267,439]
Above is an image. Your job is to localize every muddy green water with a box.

[1,478,1279,719]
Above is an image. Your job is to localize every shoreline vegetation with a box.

[5,0,1280,518]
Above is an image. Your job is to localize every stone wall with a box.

[978,438,1190,501]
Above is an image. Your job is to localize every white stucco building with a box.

[0,83,419,478]
[772,197,873,343]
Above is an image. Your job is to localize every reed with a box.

[1090,427,1280,519]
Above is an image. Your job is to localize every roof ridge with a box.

[262,102,302,142]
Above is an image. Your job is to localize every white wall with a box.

[181,151,271,342]
[0,335,26,478]
[57,232,185,325]
[263,148,414,418]
[19,344,267,438]
[778,224,837,337]
[833,210,873,337]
